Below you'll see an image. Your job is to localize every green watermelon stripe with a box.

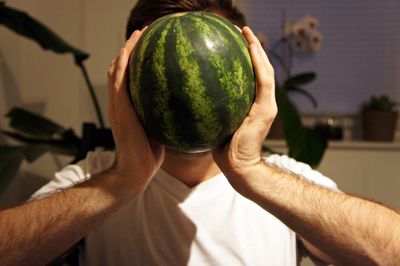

[130,17,172,123]
[130,22,163,122]
[189,17,238,122]
[151,20,180,147]
[202,13,252,67]
[129,57,145,123]
[175,19,222,143]
[190,16,252,129]
[199,17,250,100]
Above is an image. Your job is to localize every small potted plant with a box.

[362,94,398,142]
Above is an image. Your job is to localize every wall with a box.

[319,144,400,209]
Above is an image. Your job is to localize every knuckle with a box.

[271,108,278,119]
[259,82,272,91]
[263,107,277,124]
[107,68,113,78]
[269,66,275,76]
[113,82,120,91]
[120,47,127,56]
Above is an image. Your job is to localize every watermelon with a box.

[128,11,255,152]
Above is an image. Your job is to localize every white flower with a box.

[289,20,310,37]
[291,35,309,53]
[286,15,322,53]
[308,30,322,52]
[299,15,319,31]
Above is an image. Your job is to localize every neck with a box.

[161,149,221,188]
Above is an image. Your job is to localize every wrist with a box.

[89,166,149,205]
[223,160,269,200]
[227,160,301,207]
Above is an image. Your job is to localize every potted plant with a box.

[0,3,114,195]
[260,13,327,167]
[362,94,398,142]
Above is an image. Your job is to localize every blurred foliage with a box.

[363,95,398,112]
[0,3,111,195]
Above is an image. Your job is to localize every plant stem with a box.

[281,9,287,80]
[267,48,290,77]
[76,61,105,128]
[287,43,293,75]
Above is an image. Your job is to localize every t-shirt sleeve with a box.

[30,150,116,200]
[264,154,339,192]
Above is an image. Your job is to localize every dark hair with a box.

[126,0,246,39]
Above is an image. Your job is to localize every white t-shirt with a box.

[32,151,338,266]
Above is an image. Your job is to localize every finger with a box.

[242,26,276,114]
[114,30,143,91]
[249,43,275,106]
[124,26,148,53]
[242,26,274,73]
[107,55,119,129]
[114,34,146,129]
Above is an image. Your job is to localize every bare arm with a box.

[213,26,400,265]
[240,162,400,265]
[0,168,141,266]
[0,27,164,266]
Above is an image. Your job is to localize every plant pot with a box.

[362,110,398,141]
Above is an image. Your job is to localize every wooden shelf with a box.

[266,139,400,151]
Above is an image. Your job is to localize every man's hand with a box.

[214,27,400,264]
[212,26,277,193]
[107,28,165,194]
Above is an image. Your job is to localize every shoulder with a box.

[30,150,116,200]
[264,154,339,191]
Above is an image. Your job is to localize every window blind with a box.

[244,0,400,113]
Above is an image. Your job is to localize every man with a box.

[1,0,399,265]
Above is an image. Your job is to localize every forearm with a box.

[238,161,400,265]
[0,168,144,266]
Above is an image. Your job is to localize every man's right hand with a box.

[107,27,165,196]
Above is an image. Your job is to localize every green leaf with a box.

[289,87,318,108]
[275,86,302,132]
[275,86,326,167]
[21,145,47,162]
[0,145,24,194]
[283,72,316,90]
[33,142,78,157]
[0,3,89,64]
[364,94,399,112]
[1,130,79,156]
[287,128,327,168]
[6,107,65,140]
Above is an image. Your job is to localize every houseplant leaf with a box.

[287,127,327,167]
[0,3,105,128]
[21,145,47,162]
[1,130,79,156]
[0,146,25,194]
[0,2,89,64]
[288,87,318,108]
[275,86,326,167]
[283,72,316,90]
[6,107,65,140]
